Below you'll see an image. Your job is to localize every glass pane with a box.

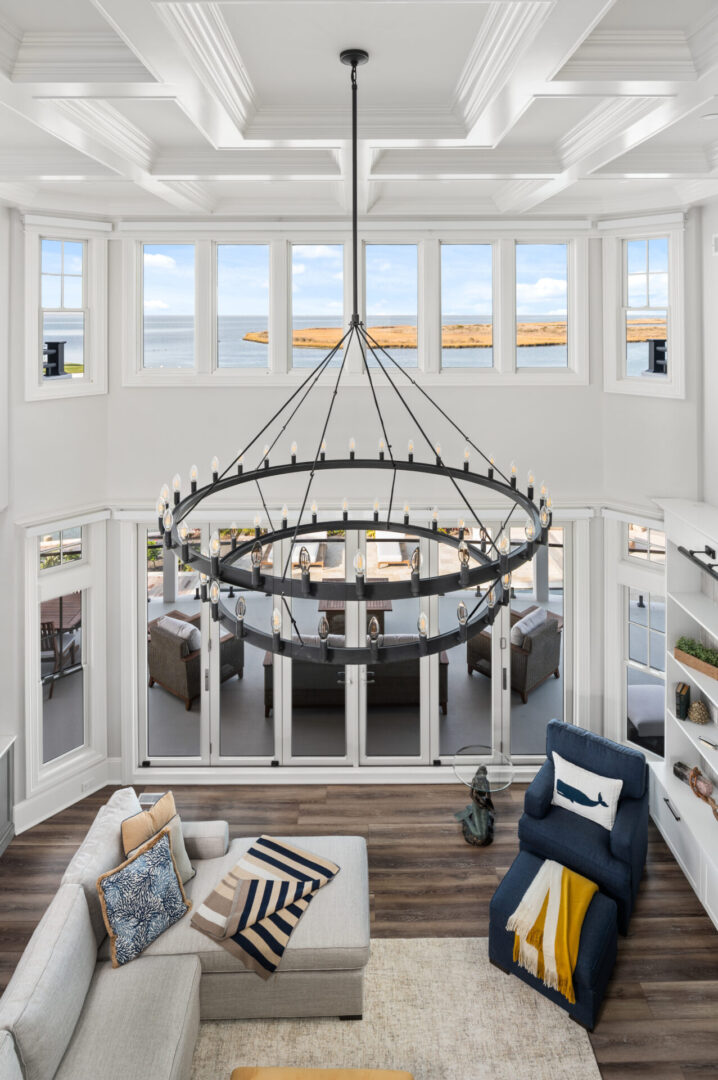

[42,311,84,377]
[629,624,648,665]
[626,310,667,378]
[441,244,493,369]
[62,275,83,309]
[40,531,61,570]
[627,274,647,308]
[648,272,668,307]
[217,245,269,369]
[648,237,668,273]
[649,529,666,564]
[439,526,493,755]
[365,244,418,369]
[510,526,564,754]
[650,630,665,672]
[61,527,82,563]
[63,242,84,275]
[143,244,195,369]
[363,530,421,756]
[291,244,344,369]
[628,523,648,559]
[629,588,648,626]
[290,533,348,757]
[41,590,84,763]
[627,239,647,274]
[41,239,62,274]
[626,666,664,757]
[146,528,203,757]
[515,243,567,368]
[41,275,61,308]
[649,593,666,634]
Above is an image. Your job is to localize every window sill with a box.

[604,374,684,400]
[25,377,107,403]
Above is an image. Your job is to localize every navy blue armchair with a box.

[518,720,648,934]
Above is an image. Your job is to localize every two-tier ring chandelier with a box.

[155,49,552,666]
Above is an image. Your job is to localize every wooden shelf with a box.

[666,707,718,763]
[651,761,718,866]
[670,591,718,640]
[669,651,718,710]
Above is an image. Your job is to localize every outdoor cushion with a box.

[98,834,370,975]
[62,787,143,944]
[123,791,194,884]
[157,615,201,651]
[98,830,191,967]
[0,885,96,1080]
[181,819,229,861]
[55,955,200,1080]
[546,719,646,800]
[510,605,547,646]
[627,683,665,737]
[552,750,623,831]
[0,1031,23,1080]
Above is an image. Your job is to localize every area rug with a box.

[191,938,601,1080]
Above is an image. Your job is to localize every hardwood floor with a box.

[1,783,717,1078]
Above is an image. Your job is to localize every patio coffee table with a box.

[317,596,392,635]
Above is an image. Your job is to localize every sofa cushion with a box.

[552,750,623,831]
[545,719,647,800]
[98,834,370,975]
[123,791,195,884]
[98,829,191,967]
[55,955,200,1080]
[0,1031,24,1080]
[0,885,96,1080]
[510,606,547,646]
[156,614,201,651]
[182,819,229,861]
[62,787,143,944]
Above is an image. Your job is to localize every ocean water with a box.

[42,313,84,371]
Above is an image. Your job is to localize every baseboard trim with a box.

[14,757,122,833]
[128,764,541,786]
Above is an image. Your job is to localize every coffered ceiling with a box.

[2,0,718,219]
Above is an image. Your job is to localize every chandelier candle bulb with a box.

[527,469,535,501]
[373,498,380,522]
[525,521,536,543]
[156,497,165,533]
[250,540,263,586]
[378,438,385,460]
[349,437,356,460]
[190,464,198,493]
[254,513,261,537]
[263,446,270,470]
[410,545,421,595]
[271,608,282,644]
[368,616,380,659]
[464,446,471,471]
[235,596,246,637]
[458,517,465,540]
[480,528,488,554]
[230,521,238,552]
[163,508,174,547]
[408,439,414,462]
[404,502,410,526]
[432,507,438,531]
[237,456,243,475]
[199,570,208,603]
[353,550,365,598]
[209,580,220,621]
[211,457,219,482]
[458,541,470,586]
[498,532,510,556]
[540,505,550,529]
[178,521,189,562]
[318,615,329,658]
[488,455,495,481]
[210,530,221,575]
[342,497,349,521]
[417,611,429,653]
[291,441,297,464]
[282,505,288,528]
[172,474,181,505]
[510,462,517,489]
[299,546,311,594]
[160,483,170,504]
[458,600,469,640]
[435,443,442,466]
[320,440,327,462]
[311,500,318,524]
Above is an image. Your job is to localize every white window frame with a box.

[117,220,590,388]
[39,526,86,574]
[437,240,496,374]
[601,214,685,399]
[214,241,273,374]
[23,215,109,401]
[625,521,666,566]
[24,512,109,797]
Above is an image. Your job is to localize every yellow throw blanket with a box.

[506,859,597,1004]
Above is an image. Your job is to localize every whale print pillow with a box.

[551,751,623,831]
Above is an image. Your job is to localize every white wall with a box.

[702,202,718,507]
[0,209,706,806]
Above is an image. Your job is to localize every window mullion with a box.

[419,238,440,374]
[270,239,289,375]
[496,239,514,374]
[195,240,211,375]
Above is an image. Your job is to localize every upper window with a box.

[39,527,83,571]
[625,238,668,379]
[41,239,85,380]
[291,244,343,370]
[515,243,568,368]
[441,244,492,369]
[365,244,418,369]
[217,244,269,369]
[625,587,665,757]
[143,244,195,369]
[627,523,666,565]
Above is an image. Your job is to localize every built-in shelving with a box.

[653,498,718,932]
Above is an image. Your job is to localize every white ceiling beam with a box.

[466,0,620,146]
[52,99,154,171]
[557,97,665,168]
[89,0,245,146]
[0,181,37,207]
[0,150,114,180]
[371,147,560,178]
[153,148,341,180]
[557,30,696,82]
[0,14,21,78]
[23,82,178,99]
[12,32,152,83]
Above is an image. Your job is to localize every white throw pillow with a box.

[551,751,623,831]
[157,615,201,651]
[510,606,548,647]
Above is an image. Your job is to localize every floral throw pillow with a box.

[97,828,191,967]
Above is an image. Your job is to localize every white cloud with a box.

[144,299,169,310]
[292,263,306,275]
[516,276,567,303]
[293,245,342,260]
[144,252,176,270]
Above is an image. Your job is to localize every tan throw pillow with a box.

[121,792,195,884]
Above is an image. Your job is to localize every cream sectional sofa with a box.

[0,787,371,1080]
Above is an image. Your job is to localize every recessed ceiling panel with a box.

[500,97,601,148]
[108,101,213,150]
[596,0,715,31]
[0,0,109,32]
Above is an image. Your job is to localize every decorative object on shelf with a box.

[675,681,691,719]
[152,51,550,669]
[688,700,711,726]
[675,636,718,682]
[698,735,718,751]
[453,745,513,846]
[677,543,718,584]
[673,761,718,822]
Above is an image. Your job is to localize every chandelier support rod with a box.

[351,61,359,326]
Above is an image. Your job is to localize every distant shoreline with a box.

[245,319,666,349]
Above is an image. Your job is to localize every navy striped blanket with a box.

[190,835,340,979]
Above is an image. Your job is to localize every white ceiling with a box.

[2,0,718,219]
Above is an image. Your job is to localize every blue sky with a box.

[143,240,573,320]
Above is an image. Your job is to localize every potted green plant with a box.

[675,635,718,682]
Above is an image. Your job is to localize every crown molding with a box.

[0,13,21,77]
[688,9,718,76]
[12,32,153,83]
[155,1,255,134]
[453,1,553,131]
[52,99,155,172]
[558,29,696,81]
[371,147,560,178]
[0,181,36,208]
[162,179,216,214]
[245,106,466,141]
[595,148,712,177]
[152,147,341,179]
[557,97,666,169]
[491,178,548,215]
[0,149,114,180]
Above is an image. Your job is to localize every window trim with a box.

[602,219,685,399]
[39,526,86,575]
[24,221,108,401]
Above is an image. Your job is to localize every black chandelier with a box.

[155,49,552,665]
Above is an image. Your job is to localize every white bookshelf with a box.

[653,500,718,930]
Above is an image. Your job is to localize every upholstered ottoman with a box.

[488,851,617,1031]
